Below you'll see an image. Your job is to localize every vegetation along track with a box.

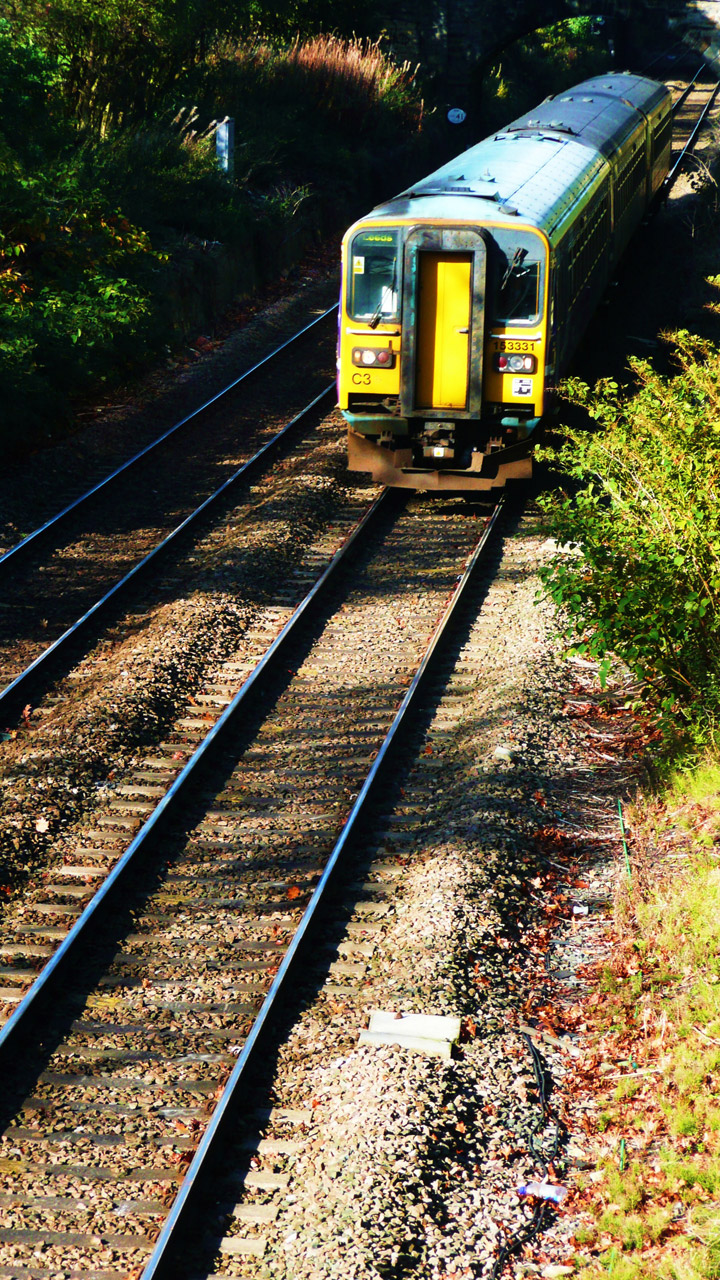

[0,488,505,1279]
[0,306,338,711]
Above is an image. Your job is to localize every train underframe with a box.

[346,416,536,492]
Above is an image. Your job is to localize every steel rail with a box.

[0,383,336,724]
[0,486,392,1064]
[0,304,338,575]
[665,78,720,190]
[670,65,710,116]
[140,494,507,1280]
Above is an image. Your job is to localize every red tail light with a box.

[352,347,396,368]
[494,352,537,373]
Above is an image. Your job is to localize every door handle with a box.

[456,326,469,334]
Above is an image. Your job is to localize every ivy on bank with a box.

[537,332,720,731]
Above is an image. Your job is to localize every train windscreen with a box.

[347,229,400,324]
[493,230,545,325]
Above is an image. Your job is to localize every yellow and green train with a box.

[338,72,672,491]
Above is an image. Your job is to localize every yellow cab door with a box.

[400,227,487,421]
[415,253,471,409]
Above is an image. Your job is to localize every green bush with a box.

[480,17,610,132]
[0,168,168,451]
[0,19,67,162]
[9,0,240,130]
[53,113,257,242]
[537,333,720,732]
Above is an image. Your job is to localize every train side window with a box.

[652,111,672,162]
[568,196,610,301]
[616,146,645,218]
[348,230,400,324]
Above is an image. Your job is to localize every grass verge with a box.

[565,763,720,1279]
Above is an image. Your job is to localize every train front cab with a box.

[340,219,549,492]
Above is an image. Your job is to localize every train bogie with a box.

[338,72,673,491]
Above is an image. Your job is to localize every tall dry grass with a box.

[212,33,423,134]
[284,34,422,125]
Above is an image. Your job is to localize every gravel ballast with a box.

[195,506,641,1280]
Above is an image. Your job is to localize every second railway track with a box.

[0,305,338,709]
[0,400,380,947]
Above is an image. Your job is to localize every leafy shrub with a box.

[538,333,720,732]
[10,0,237,130]
[53,110,257,242]
[0,19,67,162]
[0,170,167,451]
[481,18,610,131]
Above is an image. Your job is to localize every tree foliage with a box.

[480,17,610,130]
[538,335,720,732]
[0,19,67,162]
[0,15,425,452]
[5,0,243,129]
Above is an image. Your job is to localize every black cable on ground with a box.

[489,1031,567,1278]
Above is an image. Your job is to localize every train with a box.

[337,72,673,491]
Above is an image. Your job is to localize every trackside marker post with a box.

[216,118,235,177]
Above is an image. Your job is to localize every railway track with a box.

[0,403,381,946]
[667,67,720,186]
[0,490,505,1279]
[0,383,337,725]
[0,306,338,573]
[0,305,338,714]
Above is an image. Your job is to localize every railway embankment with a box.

[190,505,648,1280]
[520,76,720,1280]
[0,25,427,460]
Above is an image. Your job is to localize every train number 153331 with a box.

[492,339,535,353]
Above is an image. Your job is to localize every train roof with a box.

[505,71,670,157]
[366,133,607,238]
[360,72,669,241]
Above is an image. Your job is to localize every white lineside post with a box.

[216,117,235,177]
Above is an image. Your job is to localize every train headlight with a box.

[494,352,537,374]
[352,347,396,368]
